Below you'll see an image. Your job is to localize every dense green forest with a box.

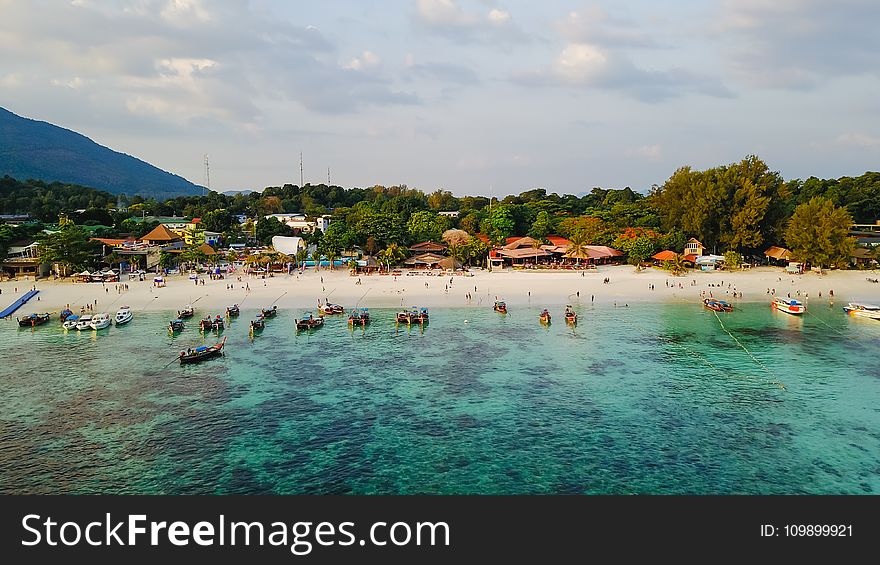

[2,155,879,268]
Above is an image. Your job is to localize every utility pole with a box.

[300,152,304,188]
[328,167,331,186]
[204,154,210,196]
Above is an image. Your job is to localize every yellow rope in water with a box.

[712,310,786,390]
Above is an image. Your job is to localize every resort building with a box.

[408,241,448,255]
[263,213,331,235]
[438,211,460,218]
[683,238,705,261]
[1,238,47,279]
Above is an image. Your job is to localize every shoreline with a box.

[2,265,879,315]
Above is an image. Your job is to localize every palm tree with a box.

[531,238,543,267]
[295,247,308,268]
[565,232,589,267]
[669,253,687,276]
[379,242,406,271]
[129,255,142,272]
[325,250,338,270]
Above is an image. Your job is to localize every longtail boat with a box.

[250,315,265,332]
[319,302,344,315]
[348,308,370,326]
[59,308,74,321]
[564,305,577,324]
[494,300,507,314]
[261,306,278,318]
[417,307,429,324]
[178,305,195,319]
[539,309,551,324]
[703,298,733,312]
[18,313,51,327]
[179,337,226,364]
[169,319,185,332]
[226,304,240,317]
[296,314,325,331]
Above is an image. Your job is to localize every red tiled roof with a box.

[546,235,571,246]
[142,224,181,242]
[505,236,524,245]
[652,250,679,261]
[90,237,128,246]
[475,233,491,244]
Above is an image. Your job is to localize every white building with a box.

[438,211,460,218]
[263,213,331,235]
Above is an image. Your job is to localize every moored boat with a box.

[59,308,73,322]
[18,313,51,327]
[75,315,93,331]
[169,319,185,332]
[771,297,805,315]
[178,305,195,319]
[703,298,733,312]
[227,304,240,317]
[212,315,224,331]
[564,305,577,324]
[417,307,429,324]
[296,314,324,331]
[539,309,551,324]
[494,300,507,313]
[199,316,214,331]
[62,315,80,330]
[318,302,344,315]
[179,337,226,364]
[250,315,265,332]
[842,302,880,320]
[348,308,370,326]
[261,305,278,318]
[89,313,112,330]
[115,306,133,325]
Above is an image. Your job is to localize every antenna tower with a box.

[204,154,210,196]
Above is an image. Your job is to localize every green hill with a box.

[0,107,205,199]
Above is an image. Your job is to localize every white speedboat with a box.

[843,303,880,320]
[62,315,80,330]
[115,306,133,325]
[90,313,112,330]
[771,297,805,315]
[75,314,93,330]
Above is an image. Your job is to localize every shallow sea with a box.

[0,302,878,494]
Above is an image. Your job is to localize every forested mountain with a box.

[0,107,204,199]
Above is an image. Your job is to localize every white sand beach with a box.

[3,265,880,317]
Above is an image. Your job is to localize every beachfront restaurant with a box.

[404,253,445,269]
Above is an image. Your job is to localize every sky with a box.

[1,0,879,196]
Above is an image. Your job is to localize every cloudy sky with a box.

[2,0,878,195]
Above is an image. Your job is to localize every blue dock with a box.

[0,289,40,318]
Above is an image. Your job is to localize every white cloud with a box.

[554,43,609,83]
[487,9,510,25]
[718,0,880,89]
[50,76,85,89]
[834,133,880,148]
[413,0,528,43]
[344,51,381,71]
[0,1,418,123]
[558,7,657,48]
[628,144,662,161]
[160,0,211,27]
[513,41,730,102]
[416,0,474,27]
[1,73,23,88]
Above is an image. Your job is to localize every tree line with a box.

[2,156,878,269]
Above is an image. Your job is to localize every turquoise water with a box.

[0,303,878,494]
